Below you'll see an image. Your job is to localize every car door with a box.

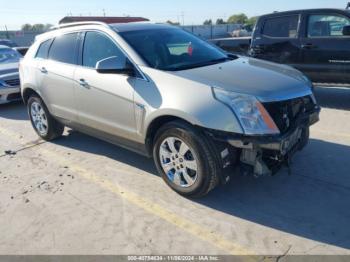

[299,12,350,84]
[251,14,302,67]
[30,39,52,98]
[74,30,137,140]
[37,32,80,121]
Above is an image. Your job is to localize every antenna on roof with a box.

[347,2,350,9]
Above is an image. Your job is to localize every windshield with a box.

[120,28,230,71]
[0,48,22,64]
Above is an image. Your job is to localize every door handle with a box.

[301,43,316,49]
[40,67,48,74]
[78,79,89,88]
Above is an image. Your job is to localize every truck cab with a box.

[251,9,350,84]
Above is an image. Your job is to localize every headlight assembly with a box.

[212,87,280,135]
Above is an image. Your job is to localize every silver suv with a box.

[20,22,320,197]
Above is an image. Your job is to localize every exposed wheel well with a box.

[145,115,194,155]
[22,88,39,104]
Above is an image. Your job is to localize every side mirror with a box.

[96,56,134,76]
[342,25,350,36]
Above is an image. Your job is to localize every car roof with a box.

[261,8,350,17]
[36,22,177,43]
[110,22,176,32]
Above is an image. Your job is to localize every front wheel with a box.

[153,121,220,198]
[27,95,64,141]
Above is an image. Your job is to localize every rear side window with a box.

[308,14,350,37]
[262,15,299,38]
[35,39,52,59]
[49,33,79,64]
[82,31,125,68]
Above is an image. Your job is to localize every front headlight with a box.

[212,87,280,135]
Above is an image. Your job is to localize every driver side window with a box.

[82,31,125,68]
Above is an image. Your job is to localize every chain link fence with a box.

[0,23,241,47]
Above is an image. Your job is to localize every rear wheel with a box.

[27,95,64,141]
[153,120,220,197]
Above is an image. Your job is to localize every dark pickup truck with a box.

[212,8,350,84]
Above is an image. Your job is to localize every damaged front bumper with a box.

[206,106,320,178]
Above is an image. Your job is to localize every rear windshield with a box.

[119,28,229,71]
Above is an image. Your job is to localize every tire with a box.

[27,95,64,141]
[298,126,310,150]
[153,120,221,198]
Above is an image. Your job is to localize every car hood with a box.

[170,57,312,102]
[0,62,19,77]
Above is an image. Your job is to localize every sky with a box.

[0,0,348,30]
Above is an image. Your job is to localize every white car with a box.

[0,45,22,104]
[20,22,319,197]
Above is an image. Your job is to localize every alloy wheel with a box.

[159,137,198,188]
[30,101,48,136]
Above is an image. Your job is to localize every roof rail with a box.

[50,21,110,30]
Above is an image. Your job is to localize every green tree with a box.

[203,19,212,25]
[21,23,52,32]
[227,13,248,24]
[31,24,45,31]
[21,24,32,31]
[216,18,226,25]
[246,16,258,28]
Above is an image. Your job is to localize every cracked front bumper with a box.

[228,108,319,154]
[206,107,320,176]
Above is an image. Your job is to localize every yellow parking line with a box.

[0,126,256,256]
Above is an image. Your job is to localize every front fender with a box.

[135,67,244,139]
[21,85,43,104]
[143,101,243,139]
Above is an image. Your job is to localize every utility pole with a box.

[181,11,185,26]
[103,9,106,17]
[5,25,9,39]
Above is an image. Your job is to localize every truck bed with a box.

[210,37,251,55]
